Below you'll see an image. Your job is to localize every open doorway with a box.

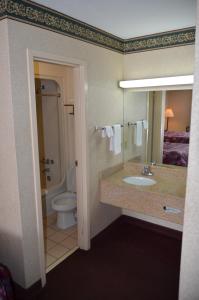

[27,50,90,286]
[34,62,78,272]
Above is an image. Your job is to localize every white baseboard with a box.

[122,209,183,232]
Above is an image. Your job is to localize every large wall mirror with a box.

[123,83,192,168]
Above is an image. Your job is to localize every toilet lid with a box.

[52,192,77,211]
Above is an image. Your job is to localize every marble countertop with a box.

[101,163,187,199]
[100,162,187,225]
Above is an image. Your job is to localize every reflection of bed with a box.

[163,142,189,167]
[163,131,190,167]
[164,131,189,144]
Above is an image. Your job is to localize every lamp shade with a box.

[165,108,174,118]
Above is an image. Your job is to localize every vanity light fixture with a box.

[119,75,194,89]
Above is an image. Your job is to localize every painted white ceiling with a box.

[34,0,197,39]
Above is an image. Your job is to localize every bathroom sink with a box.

[123,176,156,186]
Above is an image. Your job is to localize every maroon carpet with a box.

[16,216,182,300]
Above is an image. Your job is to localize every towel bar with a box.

[95,125,124,131]
[128,120,145,126]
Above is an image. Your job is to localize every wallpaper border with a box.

[0,0,195,54]
[124,27,195,53]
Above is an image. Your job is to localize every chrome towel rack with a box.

[127,122,137,126]
[127,120,145,127]
[95,124,124,131]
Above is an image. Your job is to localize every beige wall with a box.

[0,20,26,286]
[166,90,192,131]
[124,45,195,79]
[1,19,123,287]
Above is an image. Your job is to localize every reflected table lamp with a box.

[165,108,174,131]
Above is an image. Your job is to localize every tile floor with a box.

[43,216,78,269]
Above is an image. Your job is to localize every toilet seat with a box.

[52,192,76,212]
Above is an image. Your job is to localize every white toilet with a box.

[52,164,77,229]
[52,192,77,229]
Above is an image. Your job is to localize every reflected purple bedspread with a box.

[164,131,189,144]
[163,142,189,167]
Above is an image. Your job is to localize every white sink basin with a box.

[123,176,156,186]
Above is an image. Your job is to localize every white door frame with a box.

[26,49,90,287]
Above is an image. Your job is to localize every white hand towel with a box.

[112,124,122,155]
[143,120,148,130]
[104,126,114,151]
[101,128,106,138]
[135,121,143,146]
[105,126,113,138]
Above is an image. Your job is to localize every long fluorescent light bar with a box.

[119,75,194,89]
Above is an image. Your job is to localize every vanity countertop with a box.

[100,162,186,224]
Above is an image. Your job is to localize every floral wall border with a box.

[0,0,195,54]
[0,0,124,53]
[124,27,195,53]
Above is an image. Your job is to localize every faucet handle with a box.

[142,165,153,176]
[144,165,150,171]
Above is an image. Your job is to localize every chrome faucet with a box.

[142,165,153,176]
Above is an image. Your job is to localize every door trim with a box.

[26,50,90,286]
